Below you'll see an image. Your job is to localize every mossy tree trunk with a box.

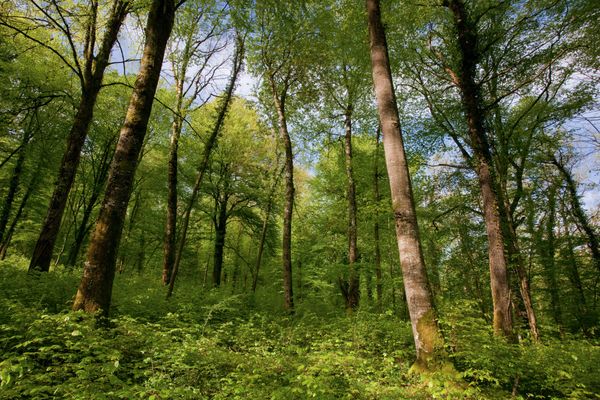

[366,0,445,370]
[72,0,175,315]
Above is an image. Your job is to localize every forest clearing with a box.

[0,0,599,398]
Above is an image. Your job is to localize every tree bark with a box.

[29,0,130,272]
[367,0,444,370]
[373,125,383,306]
[445,0,513,338]
[0,123,32,243]
[162,81,184,285]
[66,137,115,266]
[340,106,360,310]
[0,167,40,259]
[268,76,295,313]
[552,156,600,275]
[212,195,228,287]
[166,35,244,298]
[73,0,175,315]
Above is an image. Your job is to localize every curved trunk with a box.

[73,0,175,315]
[446,0,513,338]
[367,0,444,370]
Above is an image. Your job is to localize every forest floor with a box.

[1,256,599,399]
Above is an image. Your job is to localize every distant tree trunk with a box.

[166,36,244,298]
[72,0,175,315]
[367,0,445,370]
[445,0,513,339]
[0,167,40,259]
[536,185,562,327]
[457,224,488,319]
[29,0,130,272]
[373,125,383,306]
[162,81,184,285]
[66,137,115,266]
[268,76,294,313]
[0,123,32,243]
[253,196,273,292]
[340,105,360,310]
[212,195,228,287]
[560,204,594,334]
[552,156,600,275]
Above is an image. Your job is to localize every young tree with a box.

[161,0,229,285]
[73,0,176,315]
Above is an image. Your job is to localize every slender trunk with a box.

[373,125,383,306]
[367,0,444,370]
[66,138,114,266]
[73,0,175,315]
[253,197,273,292]
[167,36,244,298]
[0,168,40,259]
[0,125,32,243]
[268,76,295,313]
[29,0,129,272]
[553,156,600,275]
[536,185,562,327]
[162,81,184,285]
[458,224,488,319]
[560,205,594,333]
[445,0,513,338]
[212,196,228,287]
[341,106,360,310]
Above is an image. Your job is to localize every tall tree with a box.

[366,0,445,370]
[5,0,132,272]
[73,0,176,315]
[161,0,229,285]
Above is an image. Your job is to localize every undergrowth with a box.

[1,257,599,399]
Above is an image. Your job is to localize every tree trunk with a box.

[341,106,360,310]
[268,76,295,313]
[66,137,114,266]
[166,36,244,298]
[367,0,444,370]
[212,196,228,287]
[560,205,594,334]
[253,197,273,292]
[537,185,562,328]
[373,125,383,307]
[72,0,175,315]
[29,0,129,272]
[162,81,184,285]
[552,156,600,275]
[0,124,32,243]
[0,167,40,259]
[445,0,513,339]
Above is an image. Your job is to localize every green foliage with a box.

[441,300,600,399]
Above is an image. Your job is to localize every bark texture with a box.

[73,0,175,314]
[340,107,360,310]
[29,0,130,272]
[367,0,444,369]
[269,78,295,313]
[445,0,513,338]
[373,125,383,306]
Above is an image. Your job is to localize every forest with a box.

[0,0,599,398]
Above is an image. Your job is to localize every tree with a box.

[73,0,176,315]
[366,0,445,370]
[0,0,132,272]
[161,0,229,285]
